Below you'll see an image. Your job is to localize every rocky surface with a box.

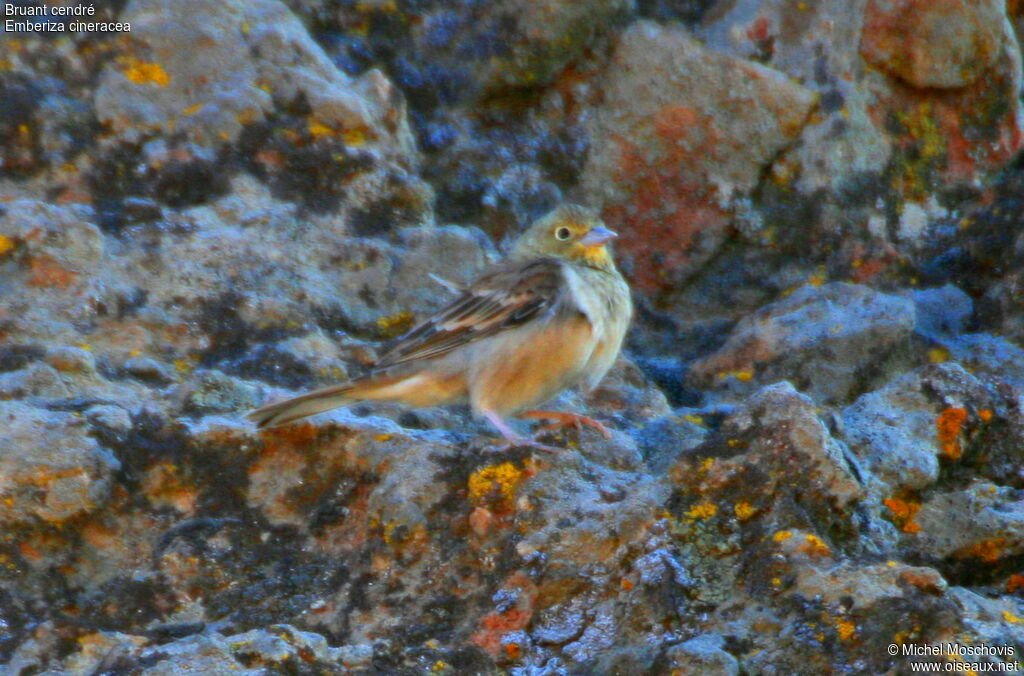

[3,0,1024,674]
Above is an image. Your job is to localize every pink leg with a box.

[482,410,560,453]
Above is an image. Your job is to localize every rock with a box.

[839,361,1024,516]
[689,283,917,405]
[913,482,1024,565]
[123,356,175,384]
[0,363,70,399]
[172,370,263,416]
[903,284,974,339]
[701,0,1024,199]
[96,0,415,157]
[664,383,865,604]
[401,0,632,101]
[665,633,740,676]
[582,21,817,295]
[861,0,1006,89]
[0,401,120,525]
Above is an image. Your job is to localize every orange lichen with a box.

[978,409,993,423]
[603,105,728,295]
[1006,574,1024,593]
[937,407,968,459]
[0,235,15,256]
[836,619,856,641]
[883,497,922,533]
[800,534,832,557]
[141,462,197,514]
[960,538,1006,564]
[470,608,531,657]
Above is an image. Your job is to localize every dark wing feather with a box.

[374,258,566,369]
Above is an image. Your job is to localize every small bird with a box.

[247,204,633,450]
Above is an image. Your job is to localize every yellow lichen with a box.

[376,311,414,338]
[308,119,337,139]
[683,414,704,425]
[836,619,856,641]
[773,530,793,542]
[927,347,949,363]
[343,127,368,147]
[468,462,528,505]
[0,235,15,256]
[686,502,717,521]
[123,58,170,87]
[734,501,756,520]
[717,369,754,382]
[1002,611,1023,624]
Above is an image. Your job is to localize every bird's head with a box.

[511,204,618,270]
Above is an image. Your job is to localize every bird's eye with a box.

[555,227,572,241]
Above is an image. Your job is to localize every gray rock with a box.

[96,0,416,157]
[0,362,70,399]
[689,282,917,405]
[0,401,121,525]
[173,370,263,415]
[666,634,740,676]
[840,362,990,500]
[913,482,1024,562]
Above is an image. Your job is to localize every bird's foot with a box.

[482,410,561,453]
[520,410,612,440]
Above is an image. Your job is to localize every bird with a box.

[247,204,633,451]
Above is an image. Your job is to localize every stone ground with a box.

[2,0,1024,673]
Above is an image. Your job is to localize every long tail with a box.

[246,382,356,429]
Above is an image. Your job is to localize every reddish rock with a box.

[861,0,1005,89]
[582,21,817,296]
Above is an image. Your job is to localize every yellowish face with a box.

[550,219,614,267]
[515,206,618,268]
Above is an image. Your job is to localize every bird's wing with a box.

[374,258,568,369]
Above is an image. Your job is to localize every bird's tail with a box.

[246,382,357,429]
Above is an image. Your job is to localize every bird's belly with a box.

[467,316,595,416]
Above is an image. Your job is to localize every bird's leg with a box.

[482,410,560,453]
[519,410,612,440]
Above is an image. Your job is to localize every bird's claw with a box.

[520,411,612,440]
